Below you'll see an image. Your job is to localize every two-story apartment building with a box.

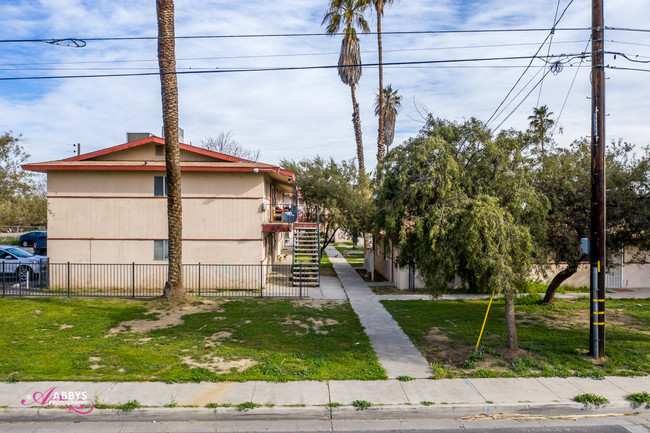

[23,135,295,269]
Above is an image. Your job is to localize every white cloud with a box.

[0,0,648,171]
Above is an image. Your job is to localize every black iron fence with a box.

[0,261,308,298]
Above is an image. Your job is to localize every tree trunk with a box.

[350,84,365,178]
[504,294,518,350]
[376,11,385,175]
[542,258,583,303]
[156,0,185,301]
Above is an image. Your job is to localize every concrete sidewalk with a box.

[2,376,650,422]
[324,246,432,379]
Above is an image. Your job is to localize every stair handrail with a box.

[316,205,321,286]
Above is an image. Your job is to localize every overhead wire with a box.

[485,0,576,128]
[0,39,592,68]
[536,0,563,106]
[0,52,590,81]
[0,27,592,44]
[551,38,592,136]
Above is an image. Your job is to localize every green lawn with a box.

[382,297,650,378]
[320,249,332,269]
[335,246,365,268]
[0,297,386,382]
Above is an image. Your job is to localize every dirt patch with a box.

[424,327,452,345]
[59,324,73,330]
[292,299,342,310]
[89,356,102,370]
[281,317,339,335]
[517,308,650,334]
[182,355,257,373]
[206,331,232,344]
[107,301,223,335]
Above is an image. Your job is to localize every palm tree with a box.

[372,0,395,170]
[528,105,555,157]
[323,0,371,181]
[156,0,185,301]
[374,85,401,155]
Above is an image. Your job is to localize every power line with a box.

[551,38,592,136]
[486,0,576,128]
[605,26,650,33]
[537,0,564,106]
[0,40,592,69]
[492,67,554,132]
[0,52,589,81]
[0,27,591,44]
[606,65,650,72]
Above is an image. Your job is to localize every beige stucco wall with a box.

[373,239,426,290]
[48,239,263,264]
[46,170,288,265]
[375,240,649,290]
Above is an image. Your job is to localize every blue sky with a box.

[1,0,649,169]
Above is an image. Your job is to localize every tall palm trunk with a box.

[376,10,385,172]
[350,84,365,177]
[156,0,184,301]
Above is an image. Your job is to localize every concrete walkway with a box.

[324,246,432,379]
[310,274,347,301]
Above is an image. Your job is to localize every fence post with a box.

[198,262,201,296]
[67,262,70,297]
[259,262,263,298]
[132,262,135,298]
[2,261,5,297]
[299,263,303,299]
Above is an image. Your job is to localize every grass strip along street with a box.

[0,297,385,382]
[382,296,650,378]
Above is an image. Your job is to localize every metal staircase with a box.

[292,222,320,287]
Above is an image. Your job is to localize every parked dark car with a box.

[33,233,47,256]
[19,231,46,248]
[0,245,46,282]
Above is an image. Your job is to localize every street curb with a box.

[0,402,647,423]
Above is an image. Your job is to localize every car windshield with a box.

[2,248,33,258]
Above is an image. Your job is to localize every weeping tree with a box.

[375,117,547,349]
[374,84,401,155]
[322,0,371,181]
[156,0,185,301]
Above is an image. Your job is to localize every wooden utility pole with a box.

[590,0,606,358]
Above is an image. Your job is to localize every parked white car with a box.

[0,245,46,282]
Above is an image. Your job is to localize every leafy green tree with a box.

[281,157,372,253]
[0,132,47,226]
[0,132,31,199]
[322,0,371,180]
[375,117,547,349]
[537,139,650,303]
